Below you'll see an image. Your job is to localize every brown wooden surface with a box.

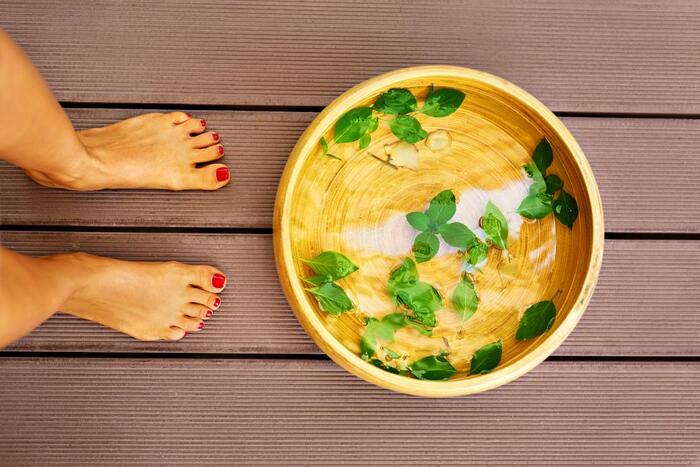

[1,1,700,114]
[1,358,698,465]
[1,109,699,233]
[2,231,698,357]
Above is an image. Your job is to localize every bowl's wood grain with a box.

[274,66,604,396]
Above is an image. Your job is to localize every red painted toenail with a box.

[205,310,213,318]
[198,322,205,330]
[183,332,187,337]
[212,273,226,288]
[200,119,206,127]
[213,297,221,309]
[216,166,229,182]
[185,112,192,118]
[217,145,225,155]
[212,132,219,142]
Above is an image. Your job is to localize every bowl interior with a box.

[274,67,602,396]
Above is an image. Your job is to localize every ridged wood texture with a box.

[0,358,698,465]
[1,110,698,233]
[3,231,698,356]
[1,1,700,113]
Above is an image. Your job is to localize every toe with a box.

[184,164,230,190]
[191,144,225,163]
[189,265,227,293]
[175,315,205,333]
[188,287,221,310]
[183,303,214,320]
[168,111,192,125]
[161,326,187,341]
[190,131,220,149]
[180,117,207,135]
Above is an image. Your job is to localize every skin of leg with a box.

[0,247,227,349]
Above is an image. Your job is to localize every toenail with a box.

[212,132,220,142]
[217,145,225,156]
[216,166,229,182]
[212,273,226,288]
[213,297,221,309]
[198,322,205,330]
[205,310,213,318]
[185,112,192,118]
[200,119,206,127]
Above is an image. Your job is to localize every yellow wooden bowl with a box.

[273,66,604,397]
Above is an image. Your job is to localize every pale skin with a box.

[0,29,230,348]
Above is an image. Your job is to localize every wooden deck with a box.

[1,1,699,464]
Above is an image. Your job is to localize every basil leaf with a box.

[516,192,553,219]
[369,358,400,375]
[303,251,359,280]
[515,300,556,340]
[482,201,508,250]
[532,138,553,174]
[359,133,371,149]
[553,190,579,229]
[360,313,409,360]
[426,189,456,225]
[303,275,333,286]
[390,114,428,143]
[545,174,563,195]
[367,116,379,133]
[412,231,439,263]
[524,163,547,194]
[383,347,402,360]
[320,136,328,156]
[387,258,419,299]
[306,282,353,315]
[373,88,418,115]
[409,355,456,381]
[421,88,465,117]
[452,274,479,321]
[469,340,502,375]
[406,211,430,232]
[396,281,442,327]
[438,222,477,248]
[333,107,373,143]
[465,239,489,267]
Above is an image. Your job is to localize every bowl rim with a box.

[273,65,604,397]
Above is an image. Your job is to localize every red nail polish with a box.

[183,332,187,337]
[205,310,213,318]
[216,166,229,182]
[212,273,226,288]
[213,297,221,309]
[198,322,205,330]
[200,119,206,127]
[212,132,219,142]
[217,145,224,155]
[185,112,192,118]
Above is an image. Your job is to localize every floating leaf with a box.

[515,300,556,340]
[553,190,579,229]
[482,201,508,250]
[390,114,428,143]
[426,190,457,225]
[406,211,430,231]
[303,251,358,280]
[421,88,465,117]
[438,222,477,248]
[395,281,442,328]
[360,313,410,360]
[373,88,417,115]
[412,231,440,263]
[545,174,563,195]
[452,274,479,321]
[532,138,553,174]
[306,282,353,315]
[517,191,553,219]
[469,340,502,375]
[333,107,373,143]
[409,355,457,381]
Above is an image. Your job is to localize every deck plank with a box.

[1,109,699,233]
[3,231,698,356]
[1,1,700,113]
[0,358,698,464]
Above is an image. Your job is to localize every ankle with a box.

[27,134,102,191]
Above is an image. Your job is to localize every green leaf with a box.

[360,313,409,360]
[303,251,358,280]
[387,257,419,299]
[426,190,457,225]
[333,107,373,143]
[532,138,553,174]
[369,358,400,375]
[395,281,442,327]
[306,282,353,315]
[553,190,579,229]
[421,88,466,117]
[383,347,402,360]
[359,133,371,149]
[452,274,479,321]
[412,231,439,263]
[465,239,489,267]
[389,114,428,143]
[406,211,430,232]
[469,340,502,375]
[438,222,477,248]
[320,136,328,156]
[515,300,556,340]
[408,355,456,381]
[545,174,563,195]
[373,88,418,115]
[303,275,333,286]
[524,163,547,195]
[482,201,508,250]
[516,192,553,219]
[367,116,379,133]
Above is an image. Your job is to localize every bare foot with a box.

[26,112,230,191]
[60,253,227,341]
